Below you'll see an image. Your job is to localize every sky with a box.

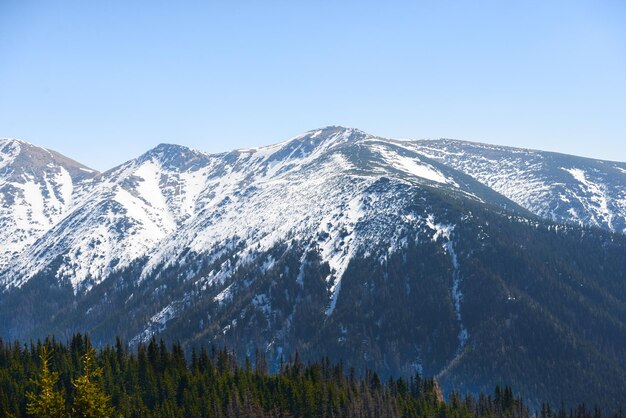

[1,1,625,171]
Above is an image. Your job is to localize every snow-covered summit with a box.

[131,143,211,172]
[1,128,625,293]
[3,142,217,290]
[0,139,24,171]
[235,126,368,164]
[0,138,98,273]
[0,128,513,292]
[407,139,626,232]
[0,138,95,179]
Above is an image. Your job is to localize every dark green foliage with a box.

[25,345,67,418]
[0,334,620,418]
[71,346,114,417]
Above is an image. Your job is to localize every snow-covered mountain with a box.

[137,127,520,307]
[407,139,626,233]
[2,143,215,290]
[0,139,97,272]
[5,128,626,293]
[1,128,625,409]
[1,127,520,292]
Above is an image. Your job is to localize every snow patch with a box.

[373,144,458,186]
[562,167,613,229]
[214,283,234,304]
[394,155,453,184]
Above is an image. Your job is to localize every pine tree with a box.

[26,345,67,418]
[71,347,114,418]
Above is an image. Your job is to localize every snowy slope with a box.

[3,144,216,290]
[3,128,625,297]
[1,127,521,294]
[0,139,97,272]
[407,139,626,233]
[124,127,504,346]
[136,127,519,314]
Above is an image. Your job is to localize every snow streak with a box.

[426,215,468,351]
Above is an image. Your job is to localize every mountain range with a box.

[0,127,625,409]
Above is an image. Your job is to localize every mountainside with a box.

[408,139,626,233]
[2,143,214,290]
[1,128,518,291]
[0,128,624,409]
[0,139,97,272]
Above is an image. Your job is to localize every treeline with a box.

[0,334,620,418]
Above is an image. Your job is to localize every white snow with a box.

[115,188,169,240]
[371,143,458,186]
[562,167,613,229]
[0,130,474,298]
[214,283,234,303]
[563,167,586,184]
[409,139,626,233]
[425,216,468,351]
[425,215,454,242]
[321,195,364,316]
[8,128,620,308]
[0,141,99,276]
[129,306,175,345]
[394,155,451,184]
[0,139,22,170]
[134,161,176,229]
[3,151,210,289]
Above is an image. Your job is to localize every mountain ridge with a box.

[2,127,625,290]
[0,128,625,409]
[407,137,626,232]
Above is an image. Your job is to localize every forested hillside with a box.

[0,334,622,418]
[2,129,625,412]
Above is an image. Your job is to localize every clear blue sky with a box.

[1,1,625,171]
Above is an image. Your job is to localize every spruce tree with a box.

[71,347,114,418]
[26,345,67,418]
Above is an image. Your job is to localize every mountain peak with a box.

[301,125,369,141]
[147,142,199,155]
[234,126,371,164]
[136,143,210,170]
[154,142,193,151]
[0,138,50,160]
[0,137,57,156]
[254,126,369,162]
[0,138,24,147]
[0,139,25,170]
[284,125,370,150]
[0,138,97,178]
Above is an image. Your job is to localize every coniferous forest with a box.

[0,334,621,418]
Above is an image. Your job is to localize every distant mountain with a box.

[408,139,626,233]
[2,143,213,290]
[0,139,97,272]
[1,128,520,291]
[0,128,624,409]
